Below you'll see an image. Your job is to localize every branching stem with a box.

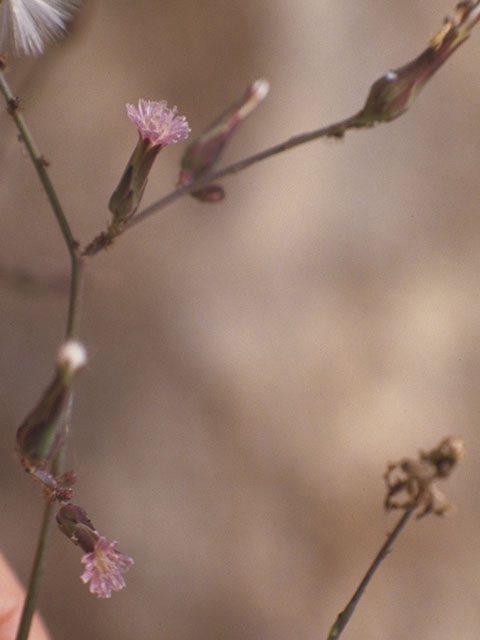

[130,116,352,229]
[0,68,82,640]
[82,115,355,256]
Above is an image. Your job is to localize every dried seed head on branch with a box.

[328,437,464,639]
[384,437,465,518]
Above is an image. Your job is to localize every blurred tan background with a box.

[1,1,480,638]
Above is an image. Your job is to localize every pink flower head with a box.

[126,99,191,147]
[80,536,134,598]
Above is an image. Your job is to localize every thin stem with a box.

[1,67,83,639]
[0,69,78,259]
[128,117,352,230]
[0,67,84,336]
[81,115,354,256]
[65,253,83,339]
[14,397,75,640]
[326,507,415,640]
[83,0,480,254]
[14,502,56,640]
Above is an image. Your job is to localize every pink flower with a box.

[80,536,134,598]
[126,99,191,147]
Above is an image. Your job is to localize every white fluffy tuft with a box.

[0,0,80,56]
[57,339,87,372]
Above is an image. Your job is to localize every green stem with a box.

[65,252,84,339]
[14,502,57,640]
[0,67,83,640]
[0,68,84,338]
[81,115,353,256]
[0,70,78,259]
[85,0,480,252]
[326,507,415,640]
[130,116,350,230]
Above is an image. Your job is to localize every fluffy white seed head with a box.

[0,0,80,56]
[251,78,270,102]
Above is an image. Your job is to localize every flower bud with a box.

[179,79,269,201]
[16,340,87,471]
[57,503,99,552]
[354,3,480,125]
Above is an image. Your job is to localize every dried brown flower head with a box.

[384,437,465,518]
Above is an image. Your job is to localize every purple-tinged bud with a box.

[16,340,87,472]
[57,503,134,598]
[109,100,190,226]
[190,184,225,202]
[353,2,480,126]
[179,79,269,201]
[57,503,99,552]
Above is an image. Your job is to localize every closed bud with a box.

[16,340,87,471]
[188,183,225,203]
[354,3,480,125]
[57,503,99,553]
[179,79,269,201]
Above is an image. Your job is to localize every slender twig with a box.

[130,117,351,228]
[81,115,353,256]
[14,502,57,640]
[326,507,415,640]
[2,3,476,634]
[0,68,84,337]
[0,71,77,256]
[0,67,83,640]
[65,253,83,339]
[82,0,480,256]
